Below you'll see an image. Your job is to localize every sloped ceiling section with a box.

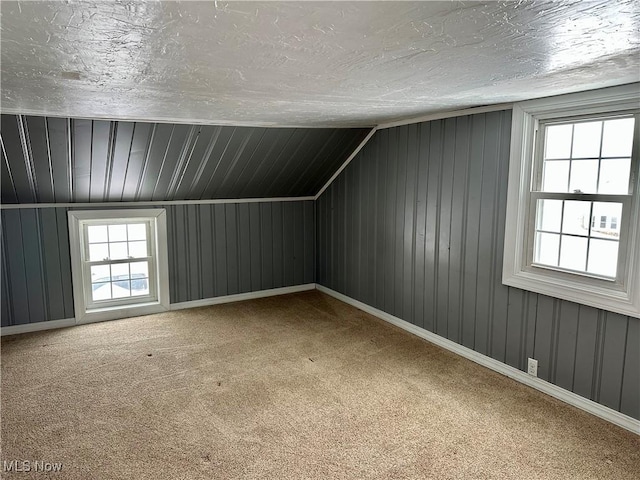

[0,115,370,203]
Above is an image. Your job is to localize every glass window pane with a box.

[536,199,562,232]
[545,124,572,159]
[89,243,109,261]
[559,235,588,271]
[130,261,149,278]
[572,121,602,158]
[591,202,622,239]
[111,280,131,298]
[87,225,108,244]
[562,201,590,236]
[110,263,130,281]
[542,160,569,192]
[90,265,111,284]
[131,278,150,296]
[128,241,148,258]
[108,224,127,242]
[92,282,112,301]
[568,159,598,193]
[109,242,128,260]
[598,158,631,194]
[127,223,147,241]
[601,118,635,157]
[534,232,559,266]
[587,239,619,278]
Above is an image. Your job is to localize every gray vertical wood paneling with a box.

[2,201,314,324]
[1,208,74,325]
[213,204,228,297]
[2,113,370,202]
[621,319,640,419]
[316,109,640,420]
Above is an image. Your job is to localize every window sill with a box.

[78,301,169,325]
[503,267,639,317]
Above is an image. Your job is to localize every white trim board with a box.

[315,127,378,200]
[170,284,316,310]
[0,108,375,130]
[0,196,315,210]
[0,317,76,336]
[315,284,640,435]
[1,284,317,336]
[376,103,514,130]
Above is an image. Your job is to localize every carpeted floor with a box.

[1,290,638,479]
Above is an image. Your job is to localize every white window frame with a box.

[503,84,640,318]
[68,209,170,324]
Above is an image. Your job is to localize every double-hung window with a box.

[68,209,170,323]
[503,84,640,317]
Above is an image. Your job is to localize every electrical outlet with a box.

[527,358,538,377]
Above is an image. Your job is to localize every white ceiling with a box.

[1,1,639,127]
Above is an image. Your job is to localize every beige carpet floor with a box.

[1,291,638,479]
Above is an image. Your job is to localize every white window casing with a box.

[503,84,640,318]
[68,209,170,324]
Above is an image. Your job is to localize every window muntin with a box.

[68,209,170,324]
[84,222,152,303]
[529,114,635,281]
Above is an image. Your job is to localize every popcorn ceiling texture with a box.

[1,1,639,127]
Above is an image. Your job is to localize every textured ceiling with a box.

[0,114,370,203]
[1,1,639,127]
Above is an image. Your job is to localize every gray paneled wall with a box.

[316,110,639,420]
[167,201,315,304]
[1,200,314,326]
[0,114,369,203]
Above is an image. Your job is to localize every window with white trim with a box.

[68,209,170,323]
[503,84,640,317]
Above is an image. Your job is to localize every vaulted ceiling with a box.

[0,114,369,203]
[1,1,639,204]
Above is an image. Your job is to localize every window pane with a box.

[535,232,559,266]
[559,235,588,271]
[108,224,127,242]
[562,201,590,236]
[109,242,128,260]
[110,263,130,281]
[587,239,619,278]
[92,282,112,301]
[598,158,631,194]
[131,278,149,296]
[568,159,598,193]
[111,280,131,298]
[90,265,111,284]
[128,241,148,258]
[601,118,635,157]
[591,202,622,239]
[545,124,572,159]
[87,225,108,244]
[130,261,149,278]
[127,223,147,241]
[572,121,602,158]
[89,243,109,261]
[542,160,569,192]
[536,199,562,232]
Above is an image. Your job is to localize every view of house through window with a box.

[532,116,634,279]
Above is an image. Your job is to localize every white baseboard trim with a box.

[1,317,76,337]
[169,284,317,311]
[1,284,317,337]
[315,284,640,435]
